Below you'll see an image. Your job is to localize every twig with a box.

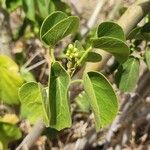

[69,0,82,16]
[23,52,40,68]
[75,128,97,150]
[25,59,47,72]
[117,0,150,36]
[0,8,12,57]
[16,119,45,150]
[107,0,123,20]
[81,0,107,36]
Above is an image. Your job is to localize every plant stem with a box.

[77,46,92,66]
[16,119,45,150]
[50,47,55,62]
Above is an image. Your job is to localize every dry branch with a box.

[81,0,107,36]
[0,8,12,57]
[16,119,45,150]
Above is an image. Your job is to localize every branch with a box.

[80,0,107,36]
[16,119,45,150]
[0,8,12,57]
[107,0,122,20]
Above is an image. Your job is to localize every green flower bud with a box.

[70,54,73,59]
[73,48,78,53]
[75,57,79,62]
[74,53,78,57]
[66,52,70,57]
[68,44,74,50]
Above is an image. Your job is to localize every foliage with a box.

[19,82,49,126]
[0,114,21,150]
[0,55,24,104]
[18,12,119,132]
[92,22,130,63]
[0,0,150,148]
[83,71,118,130]
[40,11,79,46]
[115,56,140,92]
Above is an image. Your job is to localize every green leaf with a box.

[5,0,22,12]
[43,127,58,138]
[0,118,21,150]
[127,23,150,41]
[0,55,18,71]
[40,11,67,37]
[92,37,130,63]
[36,0,55,20]
[0,55,24,104]
[85,52,102,62]
[19,82,49,126]
[145,46,150,70]
[22,0,35,22]
[97,22,125,41]
[20,67,35,82]
[83,71,118,131]
[127,27,142,40]
[1,123,21,140]
[40,11,79,46]
[75,91,90,113]
[115,57,140,92]
[74,40,84,51]
[48,61,71,130]
[141,22,150,41]
[52,0,71,14]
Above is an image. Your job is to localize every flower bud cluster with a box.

[66,44,80,62]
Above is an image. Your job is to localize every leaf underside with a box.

[48,62,71,130]
[19,82,49,126]
[83,71,118,131]
[115,57,140,92]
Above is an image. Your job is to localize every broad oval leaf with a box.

[127,23,150,41]
[83,71,118,131]
[85,52,102,62]
[145,46,150,70]
[19,82,49,126]
[74,40,84,51]
[115,57,140,92]
[40,11,79,46]
[92,37,130,63]
[0,117,21,149]
[0,55,24,104]
[6,0,22,12]
[127,27,142,40]
[0,55,18,71]
[22,0,35,22]
[97,22,125,41]
[36,0,55,20]
[40,11,67,37]
[141,22,150,41]
[75,91,90,113]
[49,61,71,130]
[20,67,35,82]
